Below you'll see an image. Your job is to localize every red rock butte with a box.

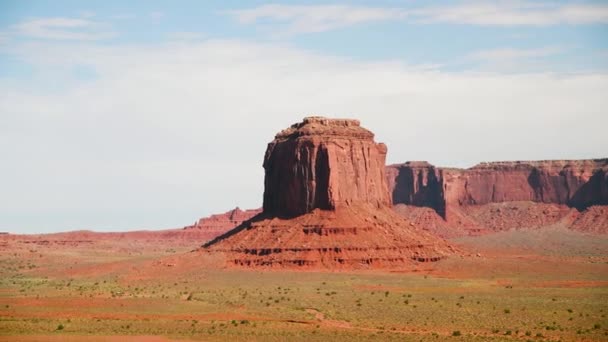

[263,116,391,217]
[203,116,457,268]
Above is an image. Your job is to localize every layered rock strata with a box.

[263,117,391,217]
[204,117,456,268]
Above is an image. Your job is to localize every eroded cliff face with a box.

[445,160,608,209]
[388,160,607,213]
[263,117,391,218]
[386,161,446,218]
[387,159,608,233]
[204,117,457,268]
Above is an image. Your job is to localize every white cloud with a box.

[226,4,407,34]
[468,46,563,61]
[1,39,606,233]
[412,2,608,26]
[11,17,114,40]
[227,2,608,33]
[464,46,568,72]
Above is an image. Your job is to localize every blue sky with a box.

[1,1,607,233]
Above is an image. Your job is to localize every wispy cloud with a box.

[226,4,407,34]
[12,17,114,41]
[462,46,566,72]
[227,2,608,34]
[412,2,608,26]
[468,46,564,62]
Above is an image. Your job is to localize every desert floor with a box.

[1,227,607,341]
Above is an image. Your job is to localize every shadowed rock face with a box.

[386,161,445,218]
[387,159,608,219]
[263,116,391,218]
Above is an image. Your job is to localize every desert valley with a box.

[1,117,606,341]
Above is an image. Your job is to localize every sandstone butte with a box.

[202,117,458,268]
[387,159,608,235]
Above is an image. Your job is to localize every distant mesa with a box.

[202,116,457,268]
[387,159,608,234]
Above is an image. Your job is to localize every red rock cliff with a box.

[263,116,391,217]
[386,161,446,217]
[387,159,608,219]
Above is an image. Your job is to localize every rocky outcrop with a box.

[204,117,457,268]
[456,202,574,232]
[263,117,391,218]
[185,207,261,235]
[387,159,608,233]
[570,206,608,234]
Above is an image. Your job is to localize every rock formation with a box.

[184,207,261,236]
[263,117,391,217]
[443,160,608,209]
[569,206,608,234]
[387,159,608,234]
[386,161,445,217]
[203,117,457,268]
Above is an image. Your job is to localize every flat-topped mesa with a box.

[387,158,608,219]
[447,159,608,209]
[263,116,391,218]
[470,159,608,171]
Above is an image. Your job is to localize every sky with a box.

[0,1,607,234]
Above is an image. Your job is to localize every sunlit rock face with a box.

[263,116,391,218]
[387,159,608,219]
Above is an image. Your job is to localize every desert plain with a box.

[0,224,607,341]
